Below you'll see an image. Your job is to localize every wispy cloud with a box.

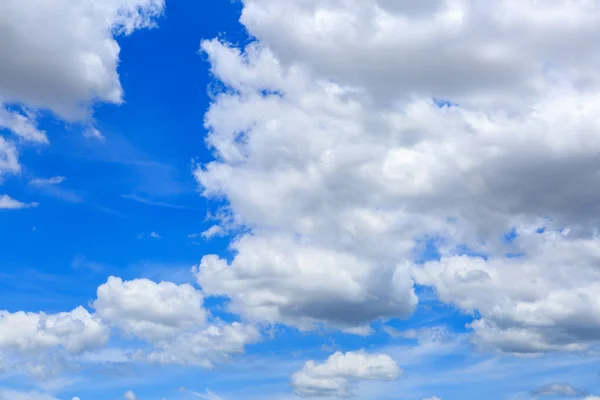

[122,193,189,209]
[28,176,67,186]
[0,194,38,209]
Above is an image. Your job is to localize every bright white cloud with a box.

[93,277,206,341]
[413,228,600,354]
[193,0,600,350]
[291,351,401,398]
[0,0,165,120]
[0,195,37,210]
[0,306,107,354]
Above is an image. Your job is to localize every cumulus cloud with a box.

[291,351,401,397]
[191,0,600,350]
[0,306,107,354]
[413,228,600,354]
[93,277,206,341]
[0,0,165,120]
[145,322,261,368]
[196,235,416,330]
[92,276,259,367]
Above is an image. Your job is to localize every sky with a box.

[1,0,600,399]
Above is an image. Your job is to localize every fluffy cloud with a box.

[145,322,261,368]
[413,228,600,354]
[291,351,400,397]
[0,307,107,354]
[239,0,600,109]
[92,276,259,367]
[0,0,164,120]
[193,0,600,348]
[196,235,416,330]
[93,277,206,341]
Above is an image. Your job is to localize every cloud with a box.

[0,0,164,120]
[124,390,137,400]
[413,228,600,354]
[29,176,67,186]
[196,235,416,331]
[145,322,260,368]
[92,276,260,367]
[0,137,20,179]
[93,277,206,341]
[533,383,586,397]
[291,350,401,397]
[192,0,600,352]
[83,127,105,141]
[422,397,442,400]
[150,232,161,239]
[0,306,107,353]
[0,195,38,209]
[0,107,48,144]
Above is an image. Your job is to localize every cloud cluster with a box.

[291,351,400,397]
[192,0,600,353]
[0,277,258,374]
[0,0,165,204]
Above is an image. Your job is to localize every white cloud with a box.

[239,0,600,110]
[192,0,600,350]
[413,228,600,354]
[150,232,161,239]
[200,225,224,239]
[146,322,260,368]
[585,397,600,400]
[0,0,164,120]
[0,107,47,144]
[29,176,67,186]
[93,277,206,341]
[0,306,107,354]
[83,127,105,141]
[0,195,37,209]
[422,397,441,400]
[124,390,137,400]
[291,351,401,398]
[196,235,416,331]
[0,137,20,179]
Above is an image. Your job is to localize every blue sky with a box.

[2,1,600,400]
